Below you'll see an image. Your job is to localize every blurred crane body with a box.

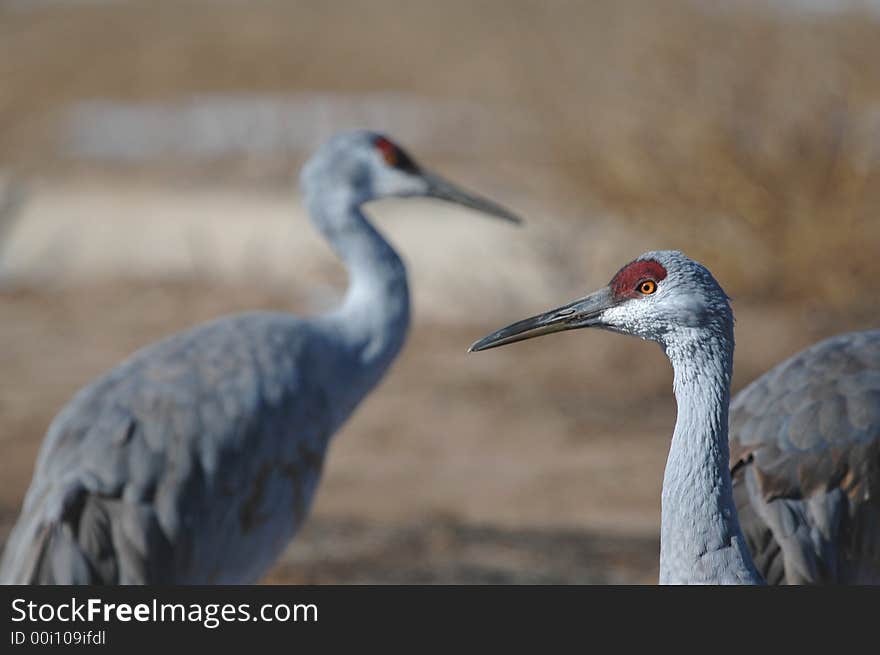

[0,131,520,584]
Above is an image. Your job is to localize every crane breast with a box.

[2,312,341,584]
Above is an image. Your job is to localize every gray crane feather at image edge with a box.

[729,330,880,584]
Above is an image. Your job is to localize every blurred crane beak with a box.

[468,286,616,352]
[422,172,523,224]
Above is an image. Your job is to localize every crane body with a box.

[0,131,520,584]
[729,329,880,584]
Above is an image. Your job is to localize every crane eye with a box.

[638,279,657,295]
[375,137,399,166]
[373,136,420,174]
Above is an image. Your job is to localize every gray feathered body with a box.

[729,329,880,584]
[0,308,404,584]
[0,131,419,584]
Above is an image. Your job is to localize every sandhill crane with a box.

[470,250,764,584]
[0,130,522,584]
[471,252,880,584]
[729,330,880,584]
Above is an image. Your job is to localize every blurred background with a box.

[1,0,879,583]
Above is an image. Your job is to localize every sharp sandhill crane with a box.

[470,250,764,584]
[0,130,522,584]
[729,330,880,584]
[471,252,880,584]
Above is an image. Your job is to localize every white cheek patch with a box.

[601,303,635,327]
[375,168,426,198]
[603,301,654,335]
[601,294,673,342]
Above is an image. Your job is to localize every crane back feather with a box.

[729,329,880,584]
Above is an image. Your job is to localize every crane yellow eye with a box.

[380,147,398,167]
[638,279,657,295]
[373,135,421,174]
[375,137,399,167]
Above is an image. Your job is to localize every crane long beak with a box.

[468,287,616,352]
[423,172,523,224]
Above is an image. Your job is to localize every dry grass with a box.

[2,0,880,307]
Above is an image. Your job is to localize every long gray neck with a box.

[659,330,763,584]
[306,185,411,408]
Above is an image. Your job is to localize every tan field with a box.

[0,0,878,583]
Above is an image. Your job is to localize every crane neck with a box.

[659,327,763,584]
[306,184,411,393]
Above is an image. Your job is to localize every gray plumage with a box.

[0,130,521,584]
[470,250,764,584]
[729,329,880,584]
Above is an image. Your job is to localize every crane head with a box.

[469,250,732,352]
[301,130,522,223]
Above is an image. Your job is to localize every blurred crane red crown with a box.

[373,136,420,174]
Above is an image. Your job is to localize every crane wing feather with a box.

[1,312,338,584]
[729,330,880,583]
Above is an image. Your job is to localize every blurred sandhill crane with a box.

[729,330,880,584]
[471,251,880,584]
[0,131,522,584]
